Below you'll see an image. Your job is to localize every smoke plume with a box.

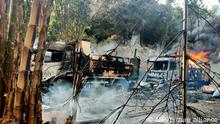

[189,14,220,63]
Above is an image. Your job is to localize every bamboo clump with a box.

[13,0,40,123]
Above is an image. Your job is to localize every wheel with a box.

[113,79,129,92]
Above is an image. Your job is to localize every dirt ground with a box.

[42,62,220,124]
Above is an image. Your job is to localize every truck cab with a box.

[42,41,74,82]
[140,56,210,90]
[140,57,181,88]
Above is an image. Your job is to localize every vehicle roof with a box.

[148,57,179,62]
[47,41,66,51]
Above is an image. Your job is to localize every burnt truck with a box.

[140,56,210,90]
[41,41,140,91]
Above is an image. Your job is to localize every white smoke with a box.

[188,15,220,62]
[42,80,74,123]
[42,79,129,124]
[91,35,159,72]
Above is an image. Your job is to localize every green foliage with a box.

[47,11,58,42]
[46,0,216,47]
[24,0,32,25]
[48,0,91,42]
[187,0,218,44]
[89,0,183,47]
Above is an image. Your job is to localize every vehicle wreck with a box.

[41,41,140,91]
[140,55,210,90]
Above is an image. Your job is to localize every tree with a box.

[90,0,178,46]
[48,0,91,43]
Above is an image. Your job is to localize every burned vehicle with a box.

[42,41,140,91]
[85,54,140,91]
[42,41,66,82]
[140,56,210,90]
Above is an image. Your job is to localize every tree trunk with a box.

[28,0,52,123]
[0,0,6,118]
[13,0,40,123]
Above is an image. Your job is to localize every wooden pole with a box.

[182,0,188,123]
[72,44,83,124]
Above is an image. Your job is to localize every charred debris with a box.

[38,1,220,124]
[40,4,220,124]
[1,0,220,124]
[39,2,220,122]
[40,41,140,92]
[40,40,220,124]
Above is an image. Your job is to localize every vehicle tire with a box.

[115,84,123,91]
[114,80,129,92]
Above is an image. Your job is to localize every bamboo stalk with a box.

[3,0,17,117]
[37,3,53,123]
[4,0,16,87]
[4,0,24,118]
[28,0,52,123]
[13,0,40,123]
[0,0,6,118]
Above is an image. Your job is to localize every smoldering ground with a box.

[42,79,131,123]
[41,15,220,122]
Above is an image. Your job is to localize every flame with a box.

[188,59,198,68]
[188,50,209,64]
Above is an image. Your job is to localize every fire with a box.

[188,50,209,64]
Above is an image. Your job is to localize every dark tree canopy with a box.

[47,0,216,48]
